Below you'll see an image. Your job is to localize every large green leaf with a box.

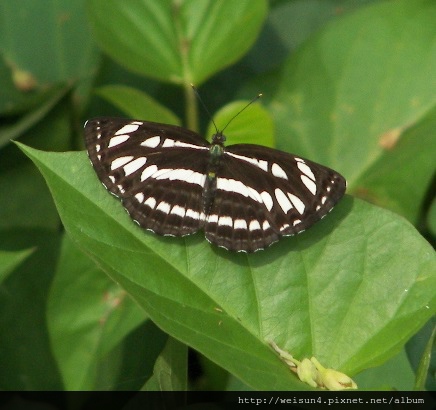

[47,234,147,390]
[87,0,267,85]
[267,0,436,222]
[19,144,435,390]
[0,0,99,101]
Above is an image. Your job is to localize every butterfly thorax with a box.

[202,132,226,216]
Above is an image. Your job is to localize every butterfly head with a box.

[211,131,226,146]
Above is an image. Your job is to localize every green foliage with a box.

[0,247,33,284]
[87,0,267,85]
[47,235,147,390]
[96,84,182,125]
[0,0,435,392]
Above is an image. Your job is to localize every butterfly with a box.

[84,117,346,252]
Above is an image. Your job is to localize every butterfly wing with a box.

[84,118,210,237]
[85,118,346,252]
[204,144,346,252]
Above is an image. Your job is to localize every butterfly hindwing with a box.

[203,144,346,252]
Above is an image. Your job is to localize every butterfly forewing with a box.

[85,118,210,236]
[84,117,346,252]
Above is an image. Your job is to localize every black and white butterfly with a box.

[84,118,346,252]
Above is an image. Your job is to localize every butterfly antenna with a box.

[221,93,263,133]
[191,84,219,133]
[191,84,262,133]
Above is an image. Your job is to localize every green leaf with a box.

[268,0,436,221]
[0,0,99,100]
[47,234,147,390]
[197,354,230,391]
[354,348,415,390]
[19,143,436,390]
[226,374,253,391]
[414,324,436,391]
[0,161,59,230]
[87,0,267,85]
[0,247,34,284]
[143,337,188,391]
[354,107,436,223]
[0,57,61,117]
[246,0,381,73]
[96,85,181,125]
[206,99,274,147]
[111,321,169,390]
[0,228,63,390]
[0,83,73,149]
[0,100,72,231]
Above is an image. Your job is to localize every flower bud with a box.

[311,357,357,390]
[297,358,318,388]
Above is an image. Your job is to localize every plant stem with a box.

[184,82,198,133]
[171,0,199,133]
